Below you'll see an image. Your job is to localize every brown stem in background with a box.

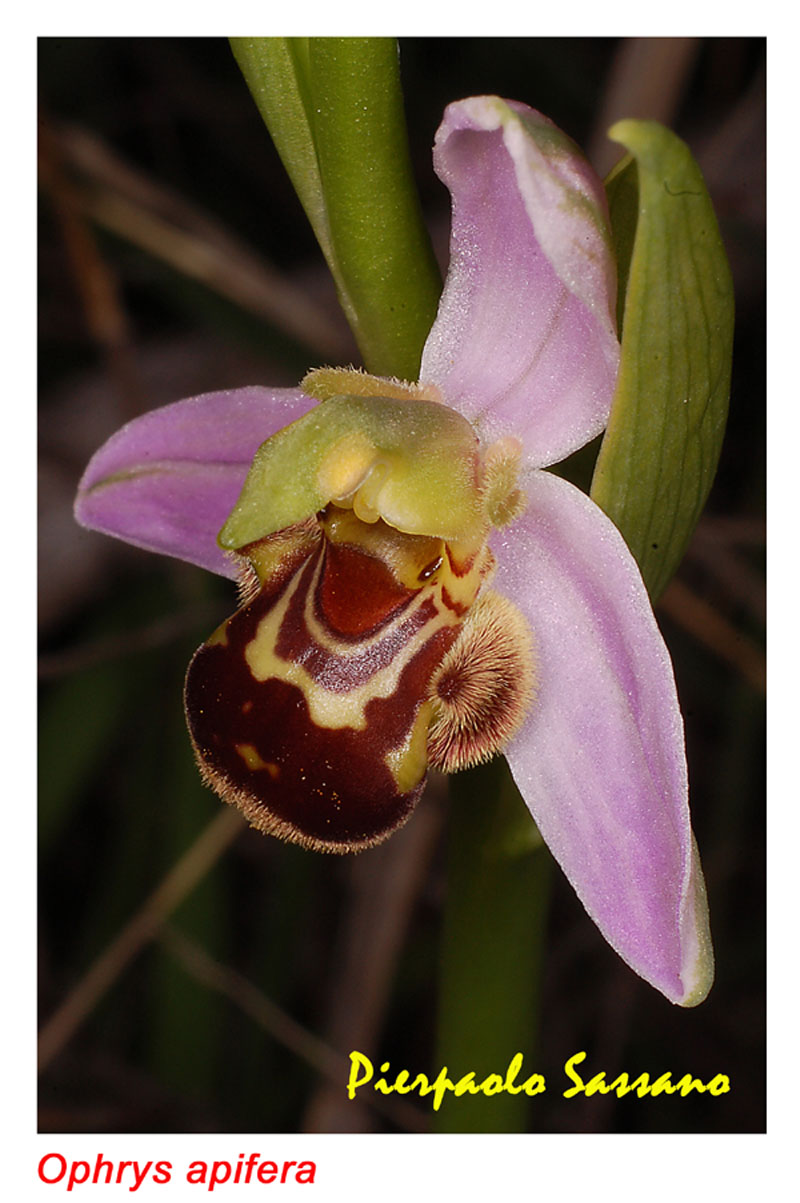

[588,38,702,175]
[657,577,766,695]
[159,925,428,1132]
[37,599,226,680]
[302,786,445,1132]
[38,808,245,1073]
[685,521,766,626]
[53,122,352,362]
[38,113,142,417]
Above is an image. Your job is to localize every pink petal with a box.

[74,386,316,578]
[493,470,713,1005]
[421,97,620,468]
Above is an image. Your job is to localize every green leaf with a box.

[603,151,639,335]
[591,120,734,600]
[230,38,333,265]
[231,37,441,380]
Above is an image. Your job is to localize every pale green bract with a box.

[218,394,483,550]
[592,119,734,600]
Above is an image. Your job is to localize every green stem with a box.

[434,758,551,1133]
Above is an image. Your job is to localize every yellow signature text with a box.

[346,1051,545,1112]
[563,1051,731,1099]
[346,1050,731,1109]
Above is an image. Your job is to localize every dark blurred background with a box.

[38,37,765,1134]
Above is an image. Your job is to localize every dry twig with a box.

[160,925,428,1132]
[54,123,351,361]
[38,808,245,1073]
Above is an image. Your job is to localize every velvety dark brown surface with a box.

[185,529,456,849]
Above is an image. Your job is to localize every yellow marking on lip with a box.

[241,513,493,734]
[206,623,229,648]
[384,700,434,793]
[243,551,455,732]
[235,743,280,777]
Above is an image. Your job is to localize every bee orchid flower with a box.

[75,97,713,1007]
